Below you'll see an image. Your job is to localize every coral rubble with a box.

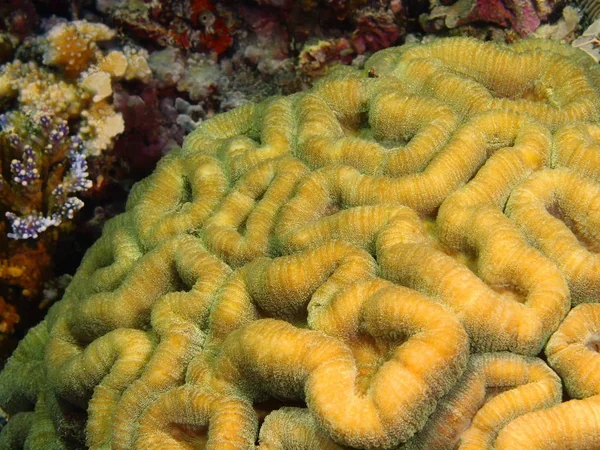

[1,36,600,449]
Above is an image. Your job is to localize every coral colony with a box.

[0,111,94,338]
[0,1,586,345]
[2,0,600,448]
[0,17,151,342]
[2,36,600,448]
[2,116,92,240]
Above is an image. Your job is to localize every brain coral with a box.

[1,37,600,449]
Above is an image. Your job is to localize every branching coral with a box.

[0,112,91,344]
[0,19,154,351]
[1,37,600,449]
[420,0,566,38]
[43,20,116,78]
[0,113,93,239]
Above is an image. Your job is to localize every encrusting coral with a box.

[1,36,600,449]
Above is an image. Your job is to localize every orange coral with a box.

[0,297,19,334]
[44,21,115,78]
[493,304,600,448]
[0,240,52,299]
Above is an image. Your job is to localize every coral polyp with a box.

[1,114,92,240]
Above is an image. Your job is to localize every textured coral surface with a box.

[1,37,600,449]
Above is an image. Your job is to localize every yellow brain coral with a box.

[1,37,600,449]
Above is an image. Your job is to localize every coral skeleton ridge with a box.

[2,37,600,449]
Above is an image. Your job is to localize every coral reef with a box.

[92,0,577,141]
[420,0,567,39]
[109,0,233,55]
[103,0,408,91]
[0,20,151,155]
[1,36,599,449]
[0,112,90,354]
[85,0,578,172]
[0,19,153,362]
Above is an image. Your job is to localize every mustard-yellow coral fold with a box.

[545,303,600,399]
[201,301,466,449]
[3,36,600,450]
[366,37,600,126]
[506,168,600,304]
[491,304,600,449]
[258,407,345,450]
[402,353,561,450]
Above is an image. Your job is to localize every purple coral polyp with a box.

[54,197,84,220]
[10,145,39,186]
[48,128,67,145]
[39,115,51,130]
[51,150,93,197]
[65,151,93,193]
[9,135,22,149]
[2,114,93,240]
[5,212,58,240]
[44,120,70,153]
